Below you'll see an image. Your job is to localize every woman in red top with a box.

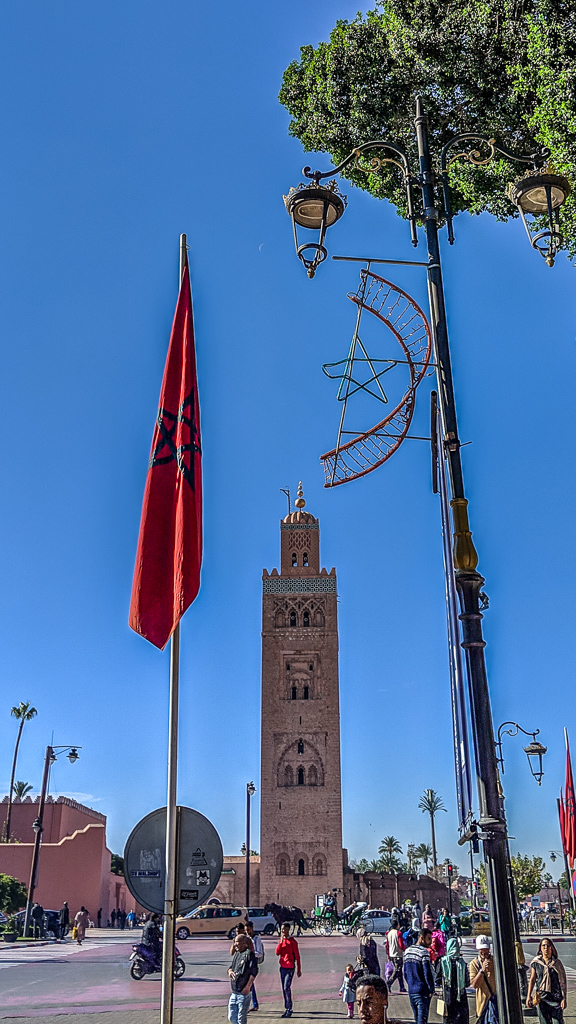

[276,922,302,1017]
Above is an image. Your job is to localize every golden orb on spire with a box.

[294,481,306,509]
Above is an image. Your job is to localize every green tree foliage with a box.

[511,853,545,899]
[415,843,433,873]
[12,781,32,800]
[0,873,28,914]
[378,835,403,872]
[279,0,576,257]
[111,853,124,876]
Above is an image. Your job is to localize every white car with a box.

[359,910,392,935]
[247,907,277,934]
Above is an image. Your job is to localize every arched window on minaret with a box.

[314,856,325,875]
[303,686,309,700]
[298,858,305,875]
[284,765,293,787]
[289,611,297,627]
[303,611,310,627]
[297,766,305,786]
[292,552,298,567]
[303,552,308,566]
[297,739,304,754]
[308,765,318,786]
[291,685,297,700]
[278,857,287,875]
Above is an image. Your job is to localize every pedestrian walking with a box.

[339,963,357,1018]
[59,901,70,940]
[97,908,102,928]
[110,909,116,928]
[275,921,301,1017]
[358,928,381,976]
[74,907,89,945]
[228,933,259,1024]
[356,975,389,1024]
[126,910,135,929]
[430,927,446,984]
[469,936,498,1024]
[439,937,469,1024]
[403,929,435,1024]
[31,901,45,938]
[438,909,452,937]
[385,919,406,992]
[422,905,435,932]
[246,922,264,1011]
[527,938,567,1024]
[413,902,422,928]
[403,920,419,949]
[230,922,254,954]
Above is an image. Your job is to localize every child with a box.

[339,963,357,1018]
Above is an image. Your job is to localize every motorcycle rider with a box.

[141,913,162,967]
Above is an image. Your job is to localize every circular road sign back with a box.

[123,806,223,915]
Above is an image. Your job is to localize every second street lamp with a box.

[281,97,567,1024]
[23,744,81,938]
[245,782,256,909]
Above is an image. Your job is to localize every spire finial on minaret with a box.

[294,481,306,509]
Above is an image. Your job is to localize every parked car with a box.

[12,909,61,937]
[358,910,392,935]
[175,904,247,940]
[470,910,491,936]
[247,907,277,935]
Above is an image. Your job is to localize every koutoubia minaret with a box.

[260,484,343,911]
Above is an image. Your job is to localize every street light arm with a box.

[440,133,551,244]
[303,141,418,246]
[495,722,541,772]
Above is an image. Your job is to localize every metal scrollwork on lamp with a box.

[440,133,570,267]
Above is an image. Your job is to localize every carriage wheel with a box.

[324,921,333,935]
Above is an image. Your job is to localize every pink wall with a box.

[0,821,137,921]
[1,795,105,844]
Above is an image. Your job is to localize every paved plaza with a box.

[2,933,576,1024]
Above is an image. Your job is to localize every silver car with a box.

[247,907,277,934]
[359,910,392,935]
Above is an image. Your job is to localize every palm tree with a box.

[12,781,33,800]
[378,835,403,872]
[415,843,433,874]
[418,789,446,874]
[5,702,38,842]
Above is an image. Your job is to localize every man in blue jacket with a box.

[403,929,436,1024]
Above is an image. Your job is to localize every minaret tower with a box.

[260,484,343,910]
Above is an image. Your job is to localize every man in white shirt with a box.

[386,920,406,993]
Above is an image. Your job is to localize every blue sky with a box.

[1,1,575,882]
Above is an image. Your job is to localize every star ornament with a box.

[149,389,201,491]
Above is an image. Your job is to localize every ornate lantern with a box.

[284,180,347,278]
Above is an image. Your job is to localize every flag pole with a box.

[563,728,576,911]
[160,233,187,1024]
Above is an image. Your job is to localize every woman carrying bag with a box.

[527,938,567,1024]
[439,937,469,1024]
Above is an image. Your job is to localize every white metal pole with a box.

[160,233,187,1024]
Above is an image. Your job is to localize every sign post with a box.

[124,806,223,916]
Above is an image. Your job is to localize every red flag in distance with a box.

[129,264,202,649]
[565,733,576,868]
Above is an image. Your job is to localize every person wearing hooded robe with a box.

[527,938,567,1024]
[358,929,381,976]
[440,937,469,1024]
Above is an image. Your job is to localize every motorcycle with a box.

[129,942,185,980]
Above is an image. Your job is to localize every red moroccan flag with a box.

[129,263,202,649]
[560,789,567,854]
[565,732,576,868]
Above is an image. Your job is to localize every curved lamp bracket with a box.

[440,133,550,244]
[303,140,418,247]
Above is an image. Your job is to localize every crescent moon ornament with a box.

[321,270,432,487]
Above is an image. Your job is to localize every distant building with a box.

[345,869,461,916]
[0,795,136,920]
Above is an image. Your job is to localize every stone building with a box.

[259,485,344,913]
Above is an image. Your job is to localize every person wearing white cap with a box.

[469,936,499,1024]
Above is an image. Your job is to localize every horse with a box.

[264,902,309,935]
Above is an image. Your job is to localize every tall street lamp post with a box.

[283,97,569,1024]
[495,723,547,942]
[23,744,81,937]
[245,782,256,909]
